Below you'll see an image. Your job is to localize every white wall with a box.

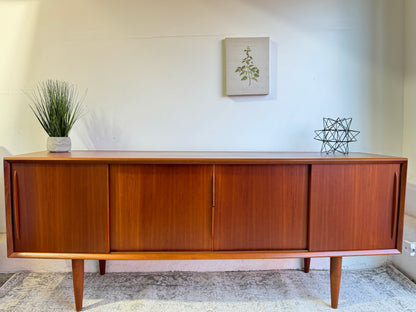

[0,0,405,272]
[403,0,416,185]
[393,0,416,282]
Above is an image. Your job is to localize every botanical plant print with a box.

[225,37,269,95]
[235,46,260,86]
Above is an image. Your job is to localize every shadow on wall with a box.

[0,147,12,233]
[0,146,12,158]
[80,110,130,150]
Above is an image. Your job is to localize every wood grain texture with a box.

[9,249,400,260]
[304,258,311,273]
[310,164,401,251]
[3,153,408,312]
[13,171,20,240]
[110,165,213,251]
[3,161,14,256]
[72,259,84,312]
[4,154,407,260]
[396,162,408,252]
[99,260,106,275]
[330,257,342,309]
[4,151,406,165]
[12,163,109,253]
[391,171,399,239]
[214,165,308,250]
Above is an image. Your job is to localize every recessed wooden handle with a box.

[212,165,216,208]
[211,206,215,241]
[391,171,399,239]
[13,170,20,240]
[211,165,215,241]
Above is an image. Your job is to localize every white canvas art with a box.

[225,37,270,96]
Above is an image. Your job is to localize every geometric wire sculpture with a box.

[314,117,360,154]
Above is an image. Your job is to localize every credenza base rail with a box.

[7,249,401,260]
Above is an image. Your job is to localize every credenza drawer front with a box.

[12,163,109,253]
[110,164,213,251]
[214,165,309,251]
[310,164,401,251]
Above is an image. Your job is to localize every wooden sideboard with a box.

[3,151,407,311]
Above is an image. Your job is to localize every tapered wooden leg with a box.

[304,258,311,273]
[330,257,342,309]
[72,259,84,312]
[99,260,106,275]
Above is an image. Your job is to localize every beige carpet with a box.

[0,265,415,311]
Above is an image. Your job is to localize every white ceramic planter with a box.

[47,137,71,152]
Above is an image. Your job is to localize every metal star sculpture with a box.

[314,118,360,154]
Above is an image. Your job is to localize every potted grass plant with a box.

[27,79,85,152]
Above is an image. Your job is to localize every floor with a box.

[1,265,416,312]
[0,273,13,287]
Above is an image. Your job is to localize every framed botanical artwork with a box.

[225,37,270,96]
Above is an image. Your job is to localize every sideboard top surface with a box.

[4,151,407,164]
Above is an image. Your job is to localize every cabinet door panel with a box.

[214,165,308,251]
[12,163,109,253]
[310,164,400,251]
[110,165,212,251]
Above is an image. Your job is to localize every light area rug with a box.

[0,265,415,312]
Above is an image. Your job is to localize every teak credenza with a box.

[3,151,407,311]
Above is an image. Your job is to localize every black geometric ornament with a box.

[314,118,360,154]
